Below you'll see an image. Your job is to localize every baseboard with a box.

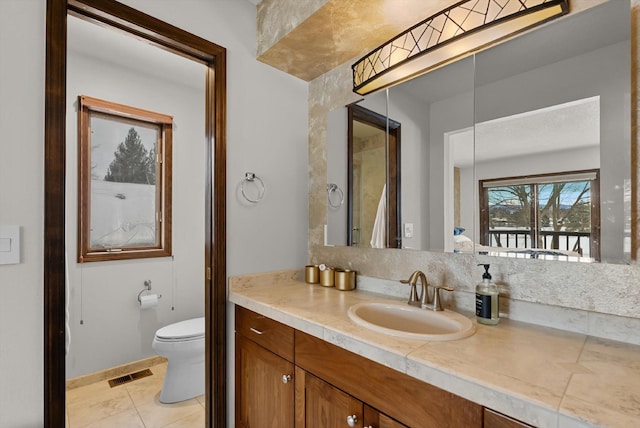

[66,355,168,390]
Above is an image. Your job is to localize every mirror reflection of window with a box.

[479,171,599,260]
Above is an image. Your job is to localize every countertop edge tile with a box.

[405,357,559,428]
[322,326,408,373]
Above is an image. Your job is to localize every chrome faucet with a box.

[401,270,454,311]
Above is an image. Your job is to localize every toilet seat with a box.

[155,317,204,342]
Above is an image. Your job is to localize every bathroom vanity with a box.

[236,305,487,427]
[230,270,640,428]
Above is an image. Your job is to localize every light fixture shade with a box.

[352,0,569,95]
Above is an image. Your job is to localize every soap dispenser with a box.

[475,264,499,325]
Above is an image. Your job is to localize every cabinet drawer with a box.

[484,409,534,428]
[295,331,482,428]
[235,306,294,362]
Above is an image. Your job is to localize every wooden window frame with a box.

[77,95,173,262]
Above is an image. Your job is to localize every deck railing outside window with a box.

[488,229,590,256]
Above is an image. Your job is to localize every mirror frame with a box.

[45,0,227,426]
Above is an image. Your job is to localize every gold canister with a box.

[305,265,319,284]
[334,269,356,291]
[319,268,334,287]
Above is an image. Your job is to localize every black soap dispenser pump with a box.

[475,264,499,325]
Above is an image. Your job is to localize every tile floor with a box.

[66,362,205,428]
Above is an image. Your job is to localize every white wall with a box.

[429,90,475,251]
[0,0,309,425]
[65,34,207,377]
[387,90,430,250]
[0,1,45,426]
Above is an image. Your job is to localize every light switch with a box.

[0,225,20,265]
[0,238,11,252]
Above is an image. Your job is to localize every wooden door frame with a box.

[347,104,401,248]
[44,1,227,426]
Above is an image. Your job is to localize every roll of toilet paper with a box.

[140,294,159,309]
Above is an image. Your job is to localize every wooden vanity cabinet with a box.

[484,409,535,428]
[235,307,295,428]
[236,307,529,428]
[364,406,409,428]
[295,367,363,427]
[295,330,483,427]
[295,367,407,428]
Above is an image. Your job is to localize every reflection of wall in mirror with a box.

[454,167,460,227]
[388,89,433,250]
[430,91,475,251]
[326,108,348,246]
[471,40,628,262]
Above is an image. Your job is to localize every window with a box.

[479,170,600,260]
[78,95,172,262]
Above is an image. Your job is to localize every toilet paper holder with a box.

[138,280,162,303]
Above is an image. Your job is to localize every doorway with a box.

[45,1,227,426]
[347,104,401,248]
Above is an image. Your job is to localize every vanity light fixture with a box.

[352,0,569,95]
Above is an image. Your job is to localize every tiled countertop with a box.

[228,270,640,428]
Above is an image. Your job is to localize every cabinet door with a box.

[295,368,363,428]
[236,334,295,428]
[363,405,408,428]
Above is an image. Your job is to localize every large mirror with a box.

[326,0,630,264]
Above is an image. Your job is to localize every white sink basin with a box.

[347,302,475,341]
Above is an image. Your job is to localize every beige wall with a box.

[308,1,640,319]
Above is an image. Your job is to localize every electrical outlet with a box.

[404,223,414,238]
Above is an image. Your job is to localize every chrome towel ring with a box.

[327,183,344,209]
[241,172,265,203]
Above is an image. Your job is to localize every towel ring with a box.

[327,183,344,209]
[241,172,265,203]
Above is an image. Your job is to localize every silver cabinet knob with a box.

[346,414,357,427]
[282,374,292,384]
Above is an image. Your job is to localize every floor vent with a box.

[108,369,153,388]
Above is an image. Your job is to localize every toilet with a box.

[152,317,205,403]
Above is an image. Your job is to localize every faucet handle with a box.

[400,276,422,307]
[432,285,454,311]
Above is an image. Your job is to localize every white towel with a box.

[370,185,386,248]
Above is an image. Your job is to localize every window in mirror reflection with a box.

[479,170,600,261]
